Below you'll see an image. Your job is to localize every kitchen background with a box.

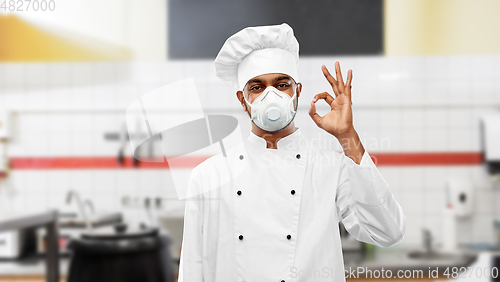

[1,0,500,281]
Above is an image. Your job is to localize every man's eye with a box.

[250,86,261,91]
[277,83,289,88]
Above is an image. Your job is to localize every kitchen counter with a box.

[0,249,478,278]
[344,248,478,274]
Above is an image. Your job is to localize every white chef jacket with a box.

[178,128,406,282]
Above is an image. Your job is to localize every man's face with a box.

[237,73,302,113]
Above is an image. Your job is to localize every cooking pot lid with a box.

[81,223,158,240]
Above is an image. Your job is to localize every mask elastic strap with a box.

[288,87,298,112]
[243,95,256,121]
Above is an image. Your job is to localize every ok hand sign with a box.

[309,61,354,139]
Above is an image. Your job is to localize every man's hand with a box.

[309,61,353,138]
[309,61,365,164]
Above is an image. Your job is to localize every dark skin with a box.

[236,61,365,164]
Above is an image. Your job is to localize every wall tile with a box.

[424,190,446,214]
[400,80,425,104]
[163,61,187,84]
[448,128,473,151]
[71,63,93,85]
[474,190,493,214]
[379,82,401,104]
[0,63,5,86]
[358,128,380,151]
[48,171,71,195]
[354,57,380,80]
[23,133,49,156]
[116,170,139,194]
[379,109,402,129]
[93,84,117,107]
[401,128,425,151]
[400,167,424,190]
[447,56,471,80]
[93,170,116,196]
[472,79,495,104]
[448,108,473,129]
[93,113,119,134]
[70,133,94,155]
[71,113,93,133]
[25,63,49,87]
[94,137,120,156]
[350,79,379,104]
[48,63,71,87]
[424,128,448,151]
[402,109,425,128]
[378,129,401,152]
[4,91,25,107]
[424,108,448,129]
[423,57,447,79]
[182,61,212,83]
[3,63,25,87]
[92,194,119,211]
[354,109,380,129]
[138,170,162,195]
[24,194,48,211]
[92,63,119,85]
[71,85,94,107]
[424,167,448,190]
[24,86,49,107]
[471,214,494,243]
[49,114,71,133]
[472,56,495,79]
[447,166,473,181]
[48,133,71,156]
[24,171,49,195]
[20,113,49,134]
[448,79,471,103]
[69,171,94,196]
[401,56,425,80]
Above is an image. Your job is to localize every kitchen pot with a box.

[67,224,174,282]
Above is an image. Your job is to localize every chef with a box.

[178,23,406,282]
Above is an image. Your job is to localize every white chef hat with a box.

[214,23,299,90]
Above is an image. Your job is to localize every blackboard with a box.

[168,0,383,59]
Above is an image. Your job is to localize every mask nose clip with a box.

[267,107,281,121]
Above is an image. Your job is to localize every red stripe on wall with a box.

[9,156,211,169]
[369,152,482,166]
[8,152,482,169]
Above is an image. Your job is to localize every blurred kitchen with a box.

[1,0,500,281]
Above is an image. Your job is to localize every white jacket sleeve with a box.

[336,151,406,247]
[178,167,204,282]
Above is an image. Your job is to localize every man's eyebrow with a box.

[248,78,263,84]
[247,76,291,86]
[274,75,291,82]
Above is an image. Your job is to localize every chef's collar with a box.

[247,128,305,150]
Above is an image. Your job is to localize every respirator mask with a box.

[244,85,298,132]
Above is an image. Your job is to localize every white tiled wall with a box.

[1,55,500,250]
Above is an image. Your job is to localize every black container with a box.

[67,225,173,282]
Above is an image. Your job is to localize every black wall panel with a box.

[168,0,382,59]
